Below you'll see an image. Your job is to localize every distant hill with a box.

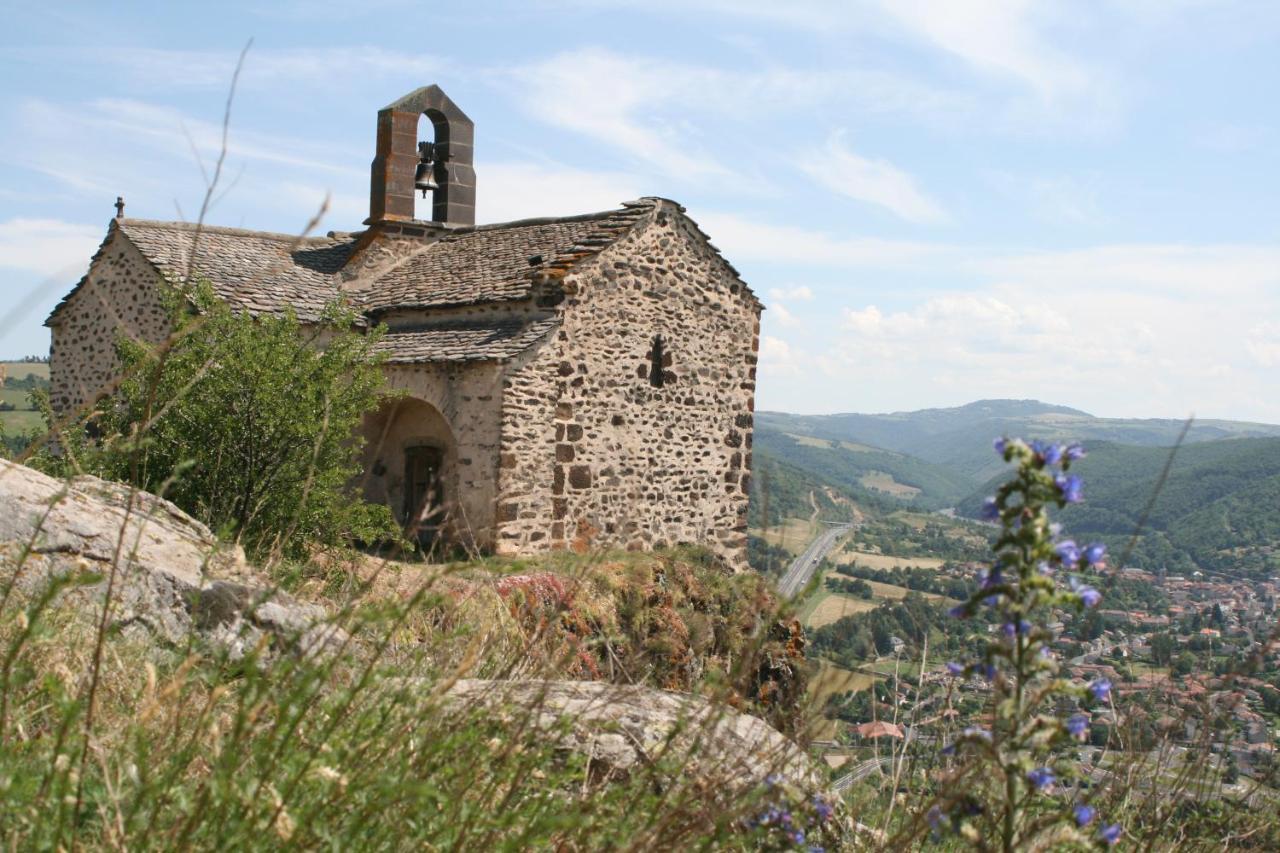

[955,437,1280,578]
[753,429,973,511]
[757,400,1280,483]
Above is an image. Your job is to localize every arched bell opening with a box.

[359,396,458,558]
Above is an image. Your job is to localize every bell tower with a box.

[368,85,476,227]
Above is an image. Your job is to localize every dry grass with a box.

[839,551,946,571]
[751,516,819,556]
[806,592,878,628]
[859,471,921,498]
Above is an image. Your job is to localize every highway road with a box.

[776,522,852,598]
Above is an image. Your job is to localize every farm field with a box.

[858,471,921,498]
[1,362,50,441]
[0,362,50,379]
[752,516,819,556]
[804,591,877,628]
[837,551,946,570]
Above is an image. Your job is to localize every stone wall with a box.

[48,231,173,414]
[494,202,760,569]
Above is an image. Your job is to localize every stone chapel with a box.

[46,86,762,569]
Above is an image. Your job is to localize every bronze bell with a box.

[414,141,439,197]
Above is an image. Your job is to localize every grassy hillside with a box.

[753,427,974,510]
[0,361,50,454]
[759,399,1280,483]
[958,437,1280,577]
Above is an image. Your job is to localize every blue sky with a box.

[2,0,1278,421]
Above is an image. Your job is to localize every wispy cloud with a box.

[800,131,948,224]
[501,47,978,184]
[0,218,102,277]
[71,46,444,90]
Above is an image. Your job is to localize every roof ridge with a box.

[118,218,346,245]
[441,200,654,238]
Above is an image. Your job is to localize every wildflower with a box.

[813,796,833,822]
[1067,713,1089,738]
[1054,540,1081,564]
[993,437,1008,455]
[1054,473,1084,503]
[779,810,792,826]
[1002,620,1032,638]
[979,663,998,681]
[981,496,1000,520]
[927,805,945,830]
[1099,823,1122,845]
[948,604,968,619]
[764,773,783,787]
[980,565,1003,588]
[1069,577,1101,608]
[789,829,805,845]
[1083,542,1106,566]
[962,726,993,743]
[1074,803,1096,827]
[1026,767,1056,791]
[1090,678,1112,702]
[1037,560,1054,575]
[1065,442,1086,461]
[946,661,964,677]
[1040,442,1064,465]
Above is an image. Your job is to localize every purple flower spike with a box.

[1067,713,1089,737]
[980,663,998,681]
[1074,803,1096,827]
[1054,473,1084,503]
[981,497,1000,521]
[1099,823,1122,845]
[1026,767,1056,791]
[1066,442,1086,461]
[1090,677,1112,702]
[1083,542,1107,566]
[1041,443,1064,465]
[1055,540,1081,564]
[993,437,1008,456]
[946,661,964,677]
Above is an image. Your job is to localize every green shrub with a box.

[34,285,398,561]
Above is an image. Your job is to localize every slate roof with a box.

[355,201,653,314]
[370,317,559,364]
[116,220,357,323]
[49,198,756,365]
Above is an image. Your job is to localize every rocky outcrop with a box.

[443,678,815,786]
[0,459,342,658]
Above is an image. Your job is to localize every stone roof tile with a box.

[356,202,654,314]
[117,219,355,323]
[371,317,559,363]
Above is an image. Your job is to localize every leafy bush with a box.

[34,286,398,560]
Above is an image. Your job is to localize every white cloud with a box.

[876,0,1095,101]
[767,303,801,329]
[768,285,814,302]
[758,335,801,376]
[501,48,979,184]
[477,162,644,223]
[80,46,443,90]
[0,218,102,277]
[800,131,948,224]
[1246,322,1280,368]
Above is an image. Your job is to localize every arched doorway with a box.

[359,396,457,556]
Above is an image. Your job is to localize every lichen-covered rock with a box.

[0,459,343,658]
[444,678,816,787]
